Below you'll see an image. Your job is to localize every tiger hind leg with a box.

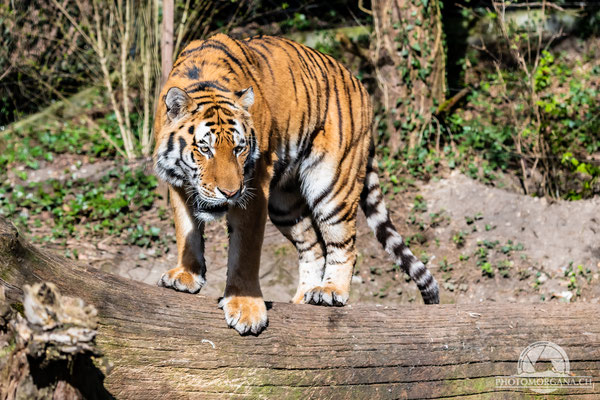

[304,208,358,306]
[297,153,362,307]
[268,181,326,304]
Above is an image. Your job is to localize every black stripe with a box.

[186,80,229,93]
[332,73,343,146]
[297,240,319,253]
[287,66,298,103]
[310,180,335,209]
[156,160,185,182]
[327,202,358,226]
[247,42,276,81]
[166,132,175,154]
[285,40,317,83]
[326,235,355,249]
[300,128,323,159]
[361,194,383,218]
[342,71,354,158]
[201,39,265,103]
[325,146,361,206]
[301,48,324,127]
[375,219,394,244]
[417,272,434,290]
[270,214,304,227]
[195,42,247,77]
[228,36,258,66]
[244,130,257,176]
[411,263,428,283]
[193,93,233,101]
[296,111,307,150]
[317,201,346,222]
[301,152,325,172]
[327,258,349,265]
[308,49,331,122]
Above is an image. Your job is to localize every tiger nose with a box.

[218,187,239,198]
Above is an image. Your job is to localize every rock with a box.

[553,291,574,303]
[443,282,456,292]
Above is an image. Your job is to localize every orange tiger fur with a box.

[153,34,439,335]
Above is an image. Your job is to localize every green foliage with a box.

[452,231,466,248]
[0,120,120,171]
[0,166,159,243]
[281,12,312,31]
[446,47,600,199]
[480,262,494,278]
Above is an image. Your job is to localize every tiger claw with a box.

[158,266,205,294]
[303,285,348,307]
[219,295,268,335]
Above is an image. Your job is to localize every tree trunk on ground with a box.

[372,0,446,153]
[1,217,599,399]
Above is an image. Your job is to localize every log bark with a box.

[372,0,446,152]
[0,217,599,399]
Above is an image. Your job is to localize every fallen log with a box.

[0,217,599,399]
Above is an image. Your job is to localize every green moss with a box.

[10,302,24,317]
[0,338,16,358]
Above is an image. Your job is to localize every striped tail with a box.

[359,148,440,304]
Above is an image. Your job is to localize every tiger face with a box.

[154,86,258,221]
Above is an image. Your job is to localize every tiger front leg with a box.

[158,186,206,294]
[218,193,268,335]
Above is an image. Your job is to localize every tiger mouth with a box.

[191,196,229,222]
[184,181,248,222]
[198,203,229,214]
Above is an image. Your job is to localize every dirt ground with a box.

[43,166,598,307]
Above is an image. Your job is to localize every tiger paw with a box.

[303,284,348,306]
[218,295,268,335]
[158,266,205,294]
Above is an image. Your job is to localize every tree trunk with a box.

[1,217,599,399]
[161,0,174,86]
[372,0,446,153]
[157,0,174,206]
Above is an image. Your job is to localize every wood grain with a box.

[1,218,598,399]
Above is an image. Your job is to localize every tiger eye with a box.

[234,146,245,155]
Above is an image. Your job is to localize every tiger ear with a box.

[165,87,192,120]
[235,87,254,110]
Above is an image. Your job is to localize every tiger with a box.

[153,33,439,335]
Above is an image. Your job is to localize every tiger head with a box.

[154,86,259,221]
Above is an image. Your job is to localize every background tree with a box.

[371,0,446,153]
[161,0,175,87]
